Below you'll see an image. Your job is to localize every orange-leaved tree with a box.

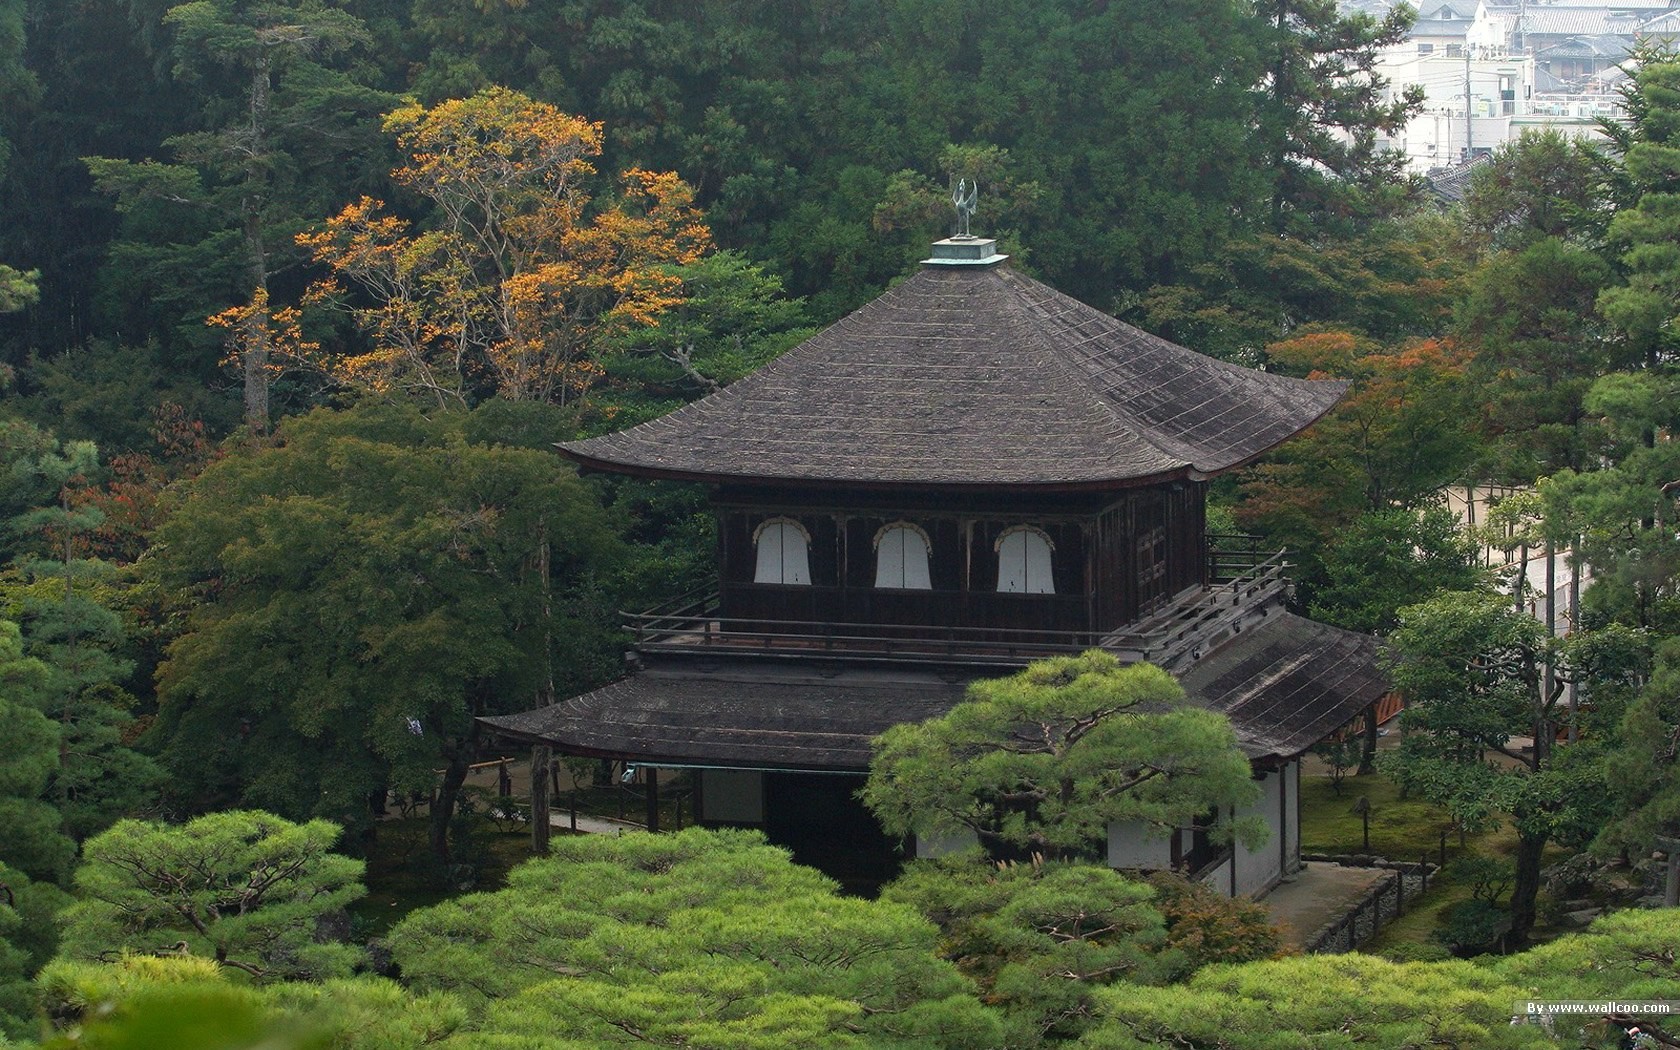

[1234,328,1477,553]
[297,87,712,407]
[1271,330,1473,507]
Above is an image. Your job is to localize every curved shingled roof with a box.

[561,258,1346,490]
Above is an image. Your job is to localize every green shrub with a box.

[1434,898,1513,956]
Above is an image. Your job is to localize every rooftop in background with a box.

[1519,7,1652,35]
[1426,154,1492,204]
[1535,32,1635,57]
[558,238,1345,492]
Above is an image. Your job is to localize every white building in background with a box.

[1441,484,1587,638]
[1377,47,1544,171]
[1354,0,1680,172]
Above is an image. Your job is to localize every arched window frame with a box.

[994,524,1056,594]
[872,521,933,590]
[752,516,812,585]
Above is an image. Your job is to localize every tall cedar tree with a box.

[1600,55,1680,368]
[83,0,393,429]
[1260,0,1421,235]
[1544,372,1680,631]
[0,424,162,872]
[0,0,37,316]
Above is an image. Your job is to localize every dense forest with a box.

[4,0,1680,1047]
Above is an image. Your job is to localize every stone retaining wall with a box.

[1300,854,1438,954]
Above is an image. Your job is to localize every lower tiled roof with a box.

[481,613,1389,770]
[482,663,970,770]
[1179,612,1391,759]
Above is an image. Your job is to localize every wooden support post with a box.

[645,768,660,833]
[1359,703,1378,775]
[1279,764,1290,876]
[1568,546,1582,743]
[1229,807,1238,897]
[531,745,552,855]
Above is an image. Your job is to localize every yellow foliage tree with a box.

[298,87,711,406]
[207,287,318,431]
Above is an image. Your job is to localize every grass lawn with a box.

[1365,877,1475,952]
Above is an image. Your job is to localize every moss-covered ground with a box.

[1295,769,1567,954]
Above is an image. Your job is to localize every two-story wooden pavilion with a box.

[484,235,1390,896]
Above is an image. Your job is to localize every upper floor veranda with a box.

[625,523,1290,676]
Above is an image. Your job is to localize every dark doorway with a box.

[763,772,902,894]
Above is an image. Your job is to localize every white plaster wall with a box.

[699,769,764,824]
[1199,857,1233,895]
[1467,6,1506,49]
[1106,822,1173,870]
[915,829,980,858]
[1234,771,1284,898]
[1285,760,1302,875]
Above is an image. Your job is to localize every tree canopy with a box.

[57,810,365,981]
[298,86,712,408]
[863,651,1262,861]
[144,401,623,860]
[387,827,1003,1049]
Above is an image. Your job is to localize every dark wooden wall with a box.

[715,482,1206,636]
[1090,483,1207,632]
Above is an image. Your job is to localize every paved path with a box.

[1263,863,1390,948]
[550,811,646,836]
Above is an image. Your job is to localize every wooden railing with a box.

[624,604,1107,666]
[1208,533,1279,582]
[1105,549,1290,673]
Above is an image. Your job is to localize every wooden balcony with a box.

[623,544,1290,670]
